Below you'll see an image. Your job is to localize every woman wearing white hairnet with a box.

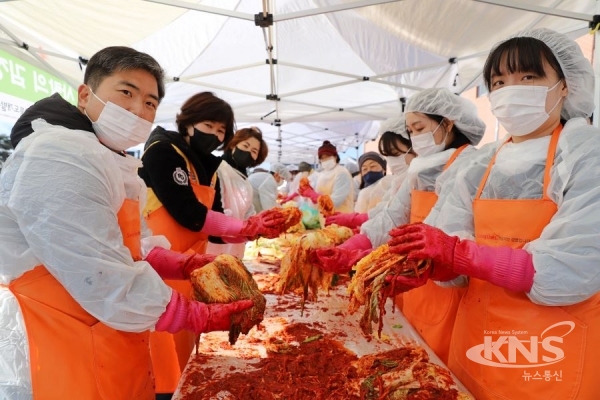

[313,88,485,364]
[325,114,415,228]
[248,162,291,213]
[389,28,600,399]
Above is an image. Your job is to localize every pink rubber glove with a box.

[325,212,368,229]
[145,247,217,280]
[311,233,373,274]
[281,192,299,204]
[240,210,286,239]
[201,210,285,240]
[383,260,434,296]
[388,223,535,292]
[298,185,320,204]
[156,291,254,334]
[201,210,244,236]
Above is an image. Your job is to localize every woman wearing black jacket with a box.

[138,92,283,398]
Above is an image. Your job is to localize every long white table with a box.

[173,260,472,399]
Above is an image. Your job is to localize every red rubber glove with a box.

[155,291,254,334]
[145,247,216,280]
[383,259,432,296]
[240,210,286,239]
[281,192,299,204]
[388,223,535,292]
[311,233,373,274]
[298,185,320,203]
[325,212,368,229]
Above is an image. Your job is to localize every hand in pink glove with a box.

[156,291,254,334]
[388,223,459,282]
[298,185,320,204]
[387,223,535,292]
[325,212,368,229]
[281,192,299,204]
[145,247,216,280]
[311,233,373,274]
[311,247,371,274]
[240,210,286,239]
[383,258,433,296]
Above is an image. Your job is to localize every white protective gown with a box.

[315,164,355,212]
[361,146,476,248]
[207,161,255,258]
[426,118,600,305]
[248,171,279,213]
[366,168,410,220]
[354,174,393,213]
[0,120,171,398]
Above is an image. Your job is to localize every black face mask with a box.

[232,147,255,169]
[189,128,222,155]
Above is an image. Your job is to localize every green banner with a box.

[0,49,77,105]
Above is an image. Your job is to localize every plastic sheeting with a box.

[207,161,255,258]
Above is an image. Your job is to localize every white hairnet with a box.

[342,158,359,175]
[270,162,291,181]
[406,88,486,146]
[510,28,594,119]
[379,114,408,139]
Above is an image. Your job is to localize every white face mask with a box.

[321,158,336,171]
[85,89,153,151]
[385,154,410,175]
[410,121,446,157]
[489,81,562,137]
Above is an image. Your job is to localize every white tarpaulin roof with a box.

[0,0,596,163]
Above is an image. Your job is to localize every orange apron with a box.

[449,125,600,399]
[401,145,468,364]
[143,144,216,393]
[8,198,154,399]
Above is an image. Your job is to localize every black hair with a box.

[378,131,412,157]
[483,37,565,92]
[84,46,165,101]
[175,92,236,150]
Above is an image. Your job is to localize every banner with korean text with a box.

[0,48,77,130]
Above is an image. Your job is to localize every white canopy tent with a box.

[0,0,597,164]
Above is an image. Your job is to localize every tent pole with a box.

[278,61,364,79]
[372,60,448,79]
[0,19,79,89]
[280,79,361,97]
[594,2,600,128]
[431,64,453,88]
[469,0,590,21]
[274,0,403,22]
[176,78,265,98]
[370,79,425,91]
[182,62,265,80]
[458,72,482,94]
[0,39,81,62]
[143,0,254,21]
